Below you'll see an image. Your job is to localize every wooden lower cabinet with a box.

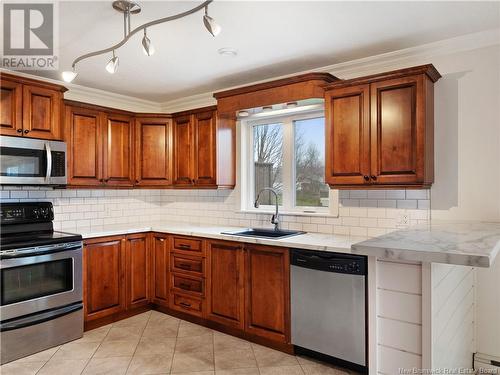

[206,241,245,329]
[84,233,291,347]
[83,236,126,322]
[245,244,290,343]
[151,233,169,307]
[125,233,150,309]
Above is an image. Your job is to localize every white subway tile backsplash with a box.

[0,187,429,238]
[385,190,406,200]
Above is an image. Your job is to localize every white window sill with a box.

[238,209,339,218]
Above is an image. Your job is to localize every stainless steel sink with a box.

[221,228,306,239]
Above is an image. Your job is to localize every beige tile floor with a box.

[0,311,358,375]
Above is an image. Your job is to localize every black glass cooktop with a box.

[0,231,82,251]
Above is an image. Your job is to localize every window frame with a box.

[240,109,339,217]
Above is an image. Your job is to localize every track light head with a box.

[106,51,119,74]
[203,5,221,37]
[142,29,155,56]
[62,67,78,83]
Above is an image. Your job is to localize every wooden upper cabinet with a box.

[65,105,103,186]
[0,79,23,136]
[22,84,62,139]
[194,110,217,186]
[370,75,427,185]
[206,241,245,329]
[125,234,150,309]
[103,113,134,186]
[325,84,370,186]
[324,64,440,188]
[0,73,66,140]
[83,236,126,322]
[245,244,290,343]
[135,117,172,186]
[173,114,194,186]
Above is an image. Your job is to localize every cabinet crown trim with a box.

[324,64,441,90]
[213,72,339,99]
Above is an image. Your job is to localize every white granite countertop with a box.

[77,222,365,254]
[75,221,500,267]
[351,222,500,267]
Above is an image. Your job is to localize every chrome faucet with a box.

[254,187,280,231]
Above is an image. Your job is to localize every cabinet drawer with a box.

[173,237,203,254]
[172,273,204,296]
[171,254,204,276]
[171,293,203,317]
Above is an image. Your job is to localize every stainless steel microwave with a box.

[0,136,67,185]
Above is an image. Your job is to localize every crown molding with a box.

[161,92,217,113]
[0,69,162,113]
[64,84,162,113]
[3,29,498,114]
[160,28,500,112]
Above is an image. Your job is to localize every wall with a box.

[0,187,429,235]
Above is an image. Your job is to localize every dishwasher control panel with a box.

[291,249,367,276]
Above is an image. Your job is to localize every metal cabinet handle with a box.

[159,238,165,242]
[178,244,191,250]
[363,175,369,181]
[178,263,192,270]
[23,129,30,134]
[179,283,191,290]
[370,175,377,181]
[179,302,191,308]
[16,129,22,133]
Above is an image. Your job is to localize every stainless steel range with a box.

[0,202,83,364]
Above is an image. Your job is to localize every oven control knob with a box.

[40,207,50,218]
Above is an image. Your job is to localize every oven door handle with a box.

[0,302,82,332]
[0,243,82,259]
[45,142,52,182]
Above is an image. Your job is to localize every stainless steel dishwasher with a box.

[291,249,367,374]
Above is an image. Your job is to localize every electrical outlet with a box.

[397,212,409,226]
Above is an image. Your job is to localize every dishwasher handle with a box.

[291,249,367,276]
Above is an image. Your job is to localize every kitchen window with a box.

[240,109,338,216]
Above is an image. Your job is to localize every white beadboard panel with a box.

[433,265,472,313]
[377,289,422,324]
[377,260,422,294]
[434,309,474,368]
[476,258,500,358]
[377,345,422,375]
[434,269,474,339]
[432,263,475,370]
[378,317,422,355]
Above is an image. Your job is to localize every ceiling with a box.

[29,1,500,102]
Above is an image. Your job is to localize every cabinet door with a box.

[103,113,134,186]
[173,115,194,186]
[194,110,216,186]
[65,106,104,186]
[245,244,290,343]
[135,117,172,186]
[0,79,22,136]
[207,241,244,329]
[22,84,62,140]
[125,234,150,309]
[370,75,425,185]
[151,233,169,307]
[325,84,371,186]
[83,237,125,321]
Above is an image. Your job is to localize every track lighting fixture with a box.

[61,0,219,83]
[203,5,221,37]
[106,50,119,74]
[142,28,155,56]
[61,67,78,83]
